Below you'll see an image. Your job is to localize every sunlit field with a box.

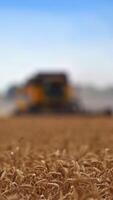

[0,116,113,200]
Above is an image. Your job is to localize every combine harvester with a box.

[14,72,112,116]
[15,73,82,115]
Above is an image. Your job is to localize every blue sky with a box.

[0,0,113,90]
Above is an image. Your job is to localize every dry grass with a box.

[0,116,113,200]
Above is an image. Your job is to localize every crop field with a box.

[0,116,113,200]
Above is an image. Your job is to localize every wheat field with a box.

[0,116,113,200]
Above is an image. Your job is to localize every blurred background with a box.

[0,0,113,116]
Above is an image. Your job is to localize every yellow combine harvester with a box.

[15,73,80,114]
